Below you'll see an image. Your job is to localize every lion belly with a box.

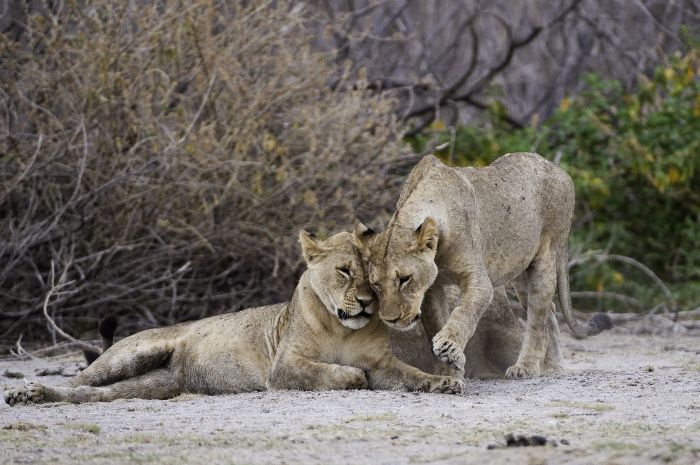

[172,304,285,394]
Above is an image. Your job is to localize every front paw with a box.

[4,388,22,406]
[434,362,465,380]
[505,363,541,379]
[429,376,464,395]
[432,330,466,371]
[4,381,45,406]
[333,366,369,390]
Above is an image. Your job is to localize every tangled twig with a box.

[41,261,101,354]
[569,251,678,317]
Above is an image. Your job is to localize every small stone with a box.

[561,439,570,445]
[504,433,549,447]
[35,367,64,376]
[3,370,24,379]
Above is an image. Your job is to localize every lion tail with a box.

[556,246,612,339]
[83,314,119,365]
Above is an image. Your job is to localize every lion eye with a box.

[399,275,412,288]
[370,281,381,291]
[337,267,351,279]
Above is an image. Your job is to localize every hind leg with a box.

[542,303,565,374]
[507,277,564,374]
[506,244,557,379]
[69,328,177,387]
[5,369,179,405]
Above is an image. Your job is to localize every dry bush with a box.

[0,0,406,345]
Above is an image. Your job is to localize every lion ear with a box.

[415,217,438,252]
[299,230,326,264]
[354,221,377,257]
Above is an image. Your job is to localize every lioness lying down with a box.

[4,232,462,405]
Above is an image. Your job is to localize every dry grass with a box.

[2,421,47,432]
[0,0,406,345]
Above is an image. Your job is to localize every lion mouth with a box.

[337,309,373,321]
[384,313,421,330]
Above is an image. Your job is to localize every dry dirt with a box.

[1,328,699,465]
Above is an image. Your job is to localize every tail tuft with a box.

[83,314,119,365]
[98,314,119,349]
[586,313,613,336]
[82,348,101,365]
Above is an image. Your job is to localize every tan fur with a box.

[393,281,564,379]
[458,284,563,378]
[357,153,602,379]
[5,232,462,406]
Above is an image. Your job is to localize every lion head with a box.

[354,218,439,331]
[299,231,376,330]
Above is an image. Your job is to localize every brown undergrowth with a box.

[0,0,406,346]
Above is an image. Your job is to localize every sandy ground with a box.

[1,328,698,465]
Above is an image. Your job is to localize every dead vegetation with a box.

[0,0,406,346]
[0,0,695,349]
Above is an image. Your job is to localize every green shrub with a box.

[410,48,700,311]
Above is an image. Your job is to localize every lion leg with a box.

[421,282,449,341]
[267,351,368,391]
[542,303,565,374]
[69,329,177,388]
[505,246,556,379]
[421,282,464,378]
[366,355,463,394]
[505,277,564,374]
[5,369,179,405]
[432,264,493,375]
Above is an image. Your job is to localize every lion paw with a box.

[334,366,369,390]
[505,364,540,379]
[541,363,565,376]
[429,376,464,395]
[4,382,45,406]
[4,388,22,406]
[432,332,466,371]
[434,361,465,379]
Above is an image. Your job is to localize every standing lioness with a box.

[5,231,462,406]
[356,153,610,379]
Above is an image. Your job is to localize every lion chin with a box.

[384,313,420,332]
[335,307,373,330]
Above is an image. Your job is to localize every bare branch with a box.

[41,261,101,353]
[569,252,678,315]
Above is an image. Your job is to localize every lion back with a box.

[396,155,443,210]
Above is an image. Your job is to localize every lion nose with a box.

[356,297,373,309]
